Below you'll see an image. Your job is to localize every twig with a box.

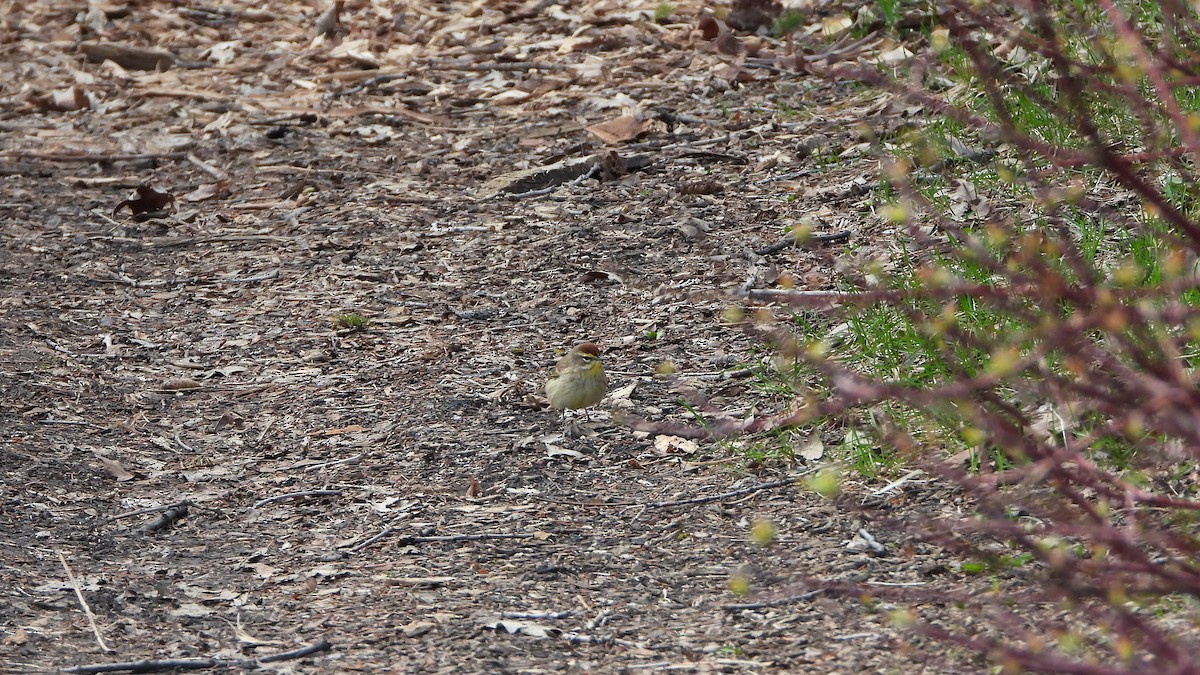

[532,495,637,507]
[693,368,755,381]
[58,551,112,653]
[346,526,402,552]
[255,416,275,444]
[869,469,924,496]
[252,490,343,509]
[1,151,189,163]
[185,153,227,180]
[508,164,601,199]
[754,230,852,256]
[745,288,854,306]
[39,418,109,429]
[723,589,825,611]
[537,470,820,510]
[63,638,332,673]
[138,503,191,533]
[412,533,533,543]
[257,639,334,663]
[500,610,579,620]
[301,454,363,472]
[218,269,280,284]
[647,469,819,509]
[107,501,194,522]
[111,235,293,249]
[833,632,881,641]
[345,529,535,553]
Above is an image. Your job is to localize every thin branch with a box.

[58,551,112,653]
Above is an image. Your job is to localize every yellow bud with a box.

[728,575,751,597]
[1163,250,1185,279]
[880,202,910,224]
[985,224,1009,248]
[807,469,841,498]
[962,426,987,446]
[1112,261,1143,285]
[986,346,1021,377]
[930,27,950,53]
[1114,634,1134,662]
[790,222,813,243]
[888,607,916,629]
[750,519,778,546]
[806,340,830,360]
[1100,308,1128,332]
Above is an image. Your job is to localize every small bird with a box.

[544,342,608,415]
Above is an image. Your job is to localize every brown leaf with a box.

[182,182,223,202]
[99,456,136,482]
[113,185,176,219]
[697,14,745,55]
[698,14,722,40]
[214,410,245,432]
[586,115,650,145]
[465,477,482,498]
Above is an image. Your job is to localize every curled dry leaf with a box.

[697,14,722,40]
[654,435,699,455]
[31,86,91,112]
[798,433,824,461]
[587,116,652,145]
[214,410,244,432]
[99,456,136,482]
[160,378,203,391]
[113,184,177,219]
[182,182,223,202]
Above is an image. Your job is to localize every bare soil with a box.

[1,2,1000,672]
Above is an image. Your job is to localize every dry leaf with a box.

[798,434,824,461]
[113,185,176,219]
[586,115,650,145]
[31,87,91,112]
[492,89,533,105]
[99,456,135,482]
[182,182,221,202]
[654,435,699,455]
[214,410,244,432]
[160,378,202,391]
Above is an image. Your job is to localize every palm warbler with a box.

[544,342,607,412]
